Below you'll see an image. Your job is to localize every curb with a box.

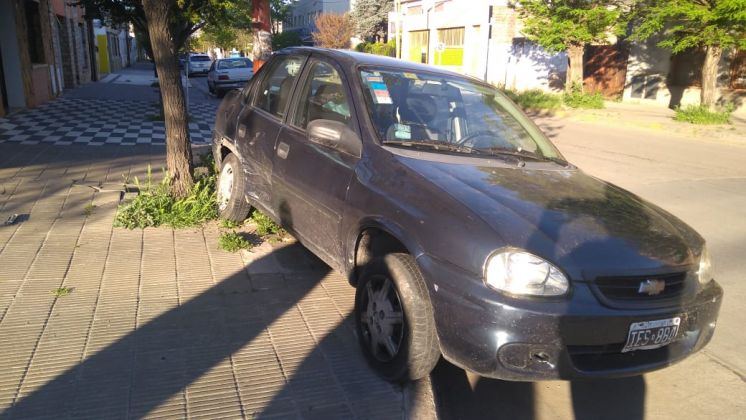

[403,375,440,419]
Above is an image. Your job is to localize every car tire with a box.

[208,81,215,94]
[355,253,440,383]
[216,89,226,98]
[217,153,251,222]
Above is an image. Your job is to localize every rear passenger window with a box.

[253,56,305,118]
[292,61,351,129]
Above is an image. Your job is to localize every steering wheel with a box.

[456,130,504,149]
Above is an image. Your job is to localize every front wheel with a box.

[217,153,251,222]
[355,253,440,382]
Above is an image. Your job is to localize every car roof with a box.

[276,47,468,79]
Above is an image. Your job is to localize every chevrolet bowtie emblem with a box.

[638,279,666,296]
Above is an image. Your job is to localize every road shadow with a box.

[432,358,645,420]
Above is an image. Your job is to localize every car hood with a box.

[396,157,701,278]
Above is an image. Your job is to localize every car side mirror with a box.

[307,119,362,158]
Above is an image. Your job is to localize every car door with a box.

[232,54,307,216]
[271,57,361,267]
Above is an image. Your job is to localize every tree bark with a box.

[566,44,585,92]
[142,0,194,197]
[701,45,723,110]
[252,0,272,72]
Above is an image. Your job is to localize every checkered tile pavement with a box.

[0,98,217,146]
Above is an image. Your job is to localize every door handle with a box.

[277,142,290,159]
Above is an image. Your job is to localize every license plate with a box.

[621,317,680,353]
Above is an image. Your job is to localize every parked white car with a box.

[207,58,254,97]
[187,54,212,76]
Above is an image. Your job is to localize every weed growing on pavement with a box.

[674,104,733,125]
[503,89,562,112]
[219,218,242,228]
[84,203,96,216]
[51,286,73,297]
[251,210,286,237]
[114,166,218,229]
[218,231,252,252]
[563,85,604,109]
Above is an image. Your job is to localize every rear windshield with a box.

[359,68,562,160]
[190,55,211,62]
[218,58,252,70]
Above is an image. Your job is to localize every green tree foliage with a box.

[354,39,396,56]
[271,0,293,33]
[630,0,746,108]
[351,0,392,41]
[515,1,626,92]
[272,31,303,50]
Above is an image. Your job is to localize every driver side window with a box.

[292,61,351,130]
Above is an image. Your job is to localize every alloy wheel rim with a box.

[360,275,405,362]
[218,163,234,211]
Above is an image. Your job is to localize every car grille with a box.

[595,272,687,302]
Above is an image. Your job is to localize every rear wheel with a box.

[217,153,251,222]
[355,253,440,382]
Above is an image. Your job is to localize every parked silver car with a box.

[207,58,254,97]
[186,53,212,76]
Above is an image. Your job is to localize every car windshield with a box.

[359,68,562,160]
[190,55,211,62]
[218,58,252,70]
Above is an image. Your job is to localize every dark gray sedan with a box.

[211,47,722,382]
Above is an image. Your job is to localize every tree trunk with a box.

[252,0,272,72]
[566,44,585,92]
[701,45,723,110]
[142,0,194,198]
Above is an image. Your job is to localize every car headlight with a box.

[485,250,569,297]
[697,245,713,285]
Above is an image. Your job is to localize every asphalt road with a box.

[432,119,746,419]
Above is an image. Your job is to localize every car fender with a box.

[343,215,426,282]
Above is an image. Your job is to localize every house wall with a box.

[623,39,745,115]
[286,0,352,42]
[394,0,566,92]
[0,0,27,112]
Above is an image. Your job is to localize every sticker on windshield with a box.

[394,123,411,139]
[363,71,393,104]
[403,72,419,79]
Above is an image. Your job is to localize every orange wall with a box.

[31,65,52,107]
[51,0,85,22]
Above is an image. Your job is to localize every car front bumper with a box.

[417,254,723,381]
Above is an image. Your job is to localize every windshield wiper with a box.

[382,140,481,156]
[481,148,569,166]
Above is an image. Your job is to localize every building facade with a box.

[0,0,95,117]
[391,0,745,114]
[623,38,745,113]
[284,0,353,44]
[93,20,134,75]
[390,0,566,92]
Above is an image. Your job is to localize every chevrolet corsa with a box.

[211,48,723,382]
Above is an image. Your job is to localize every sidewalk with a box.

[550,101,746,145]
[0,143,403,419]
[0,63,218,147]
